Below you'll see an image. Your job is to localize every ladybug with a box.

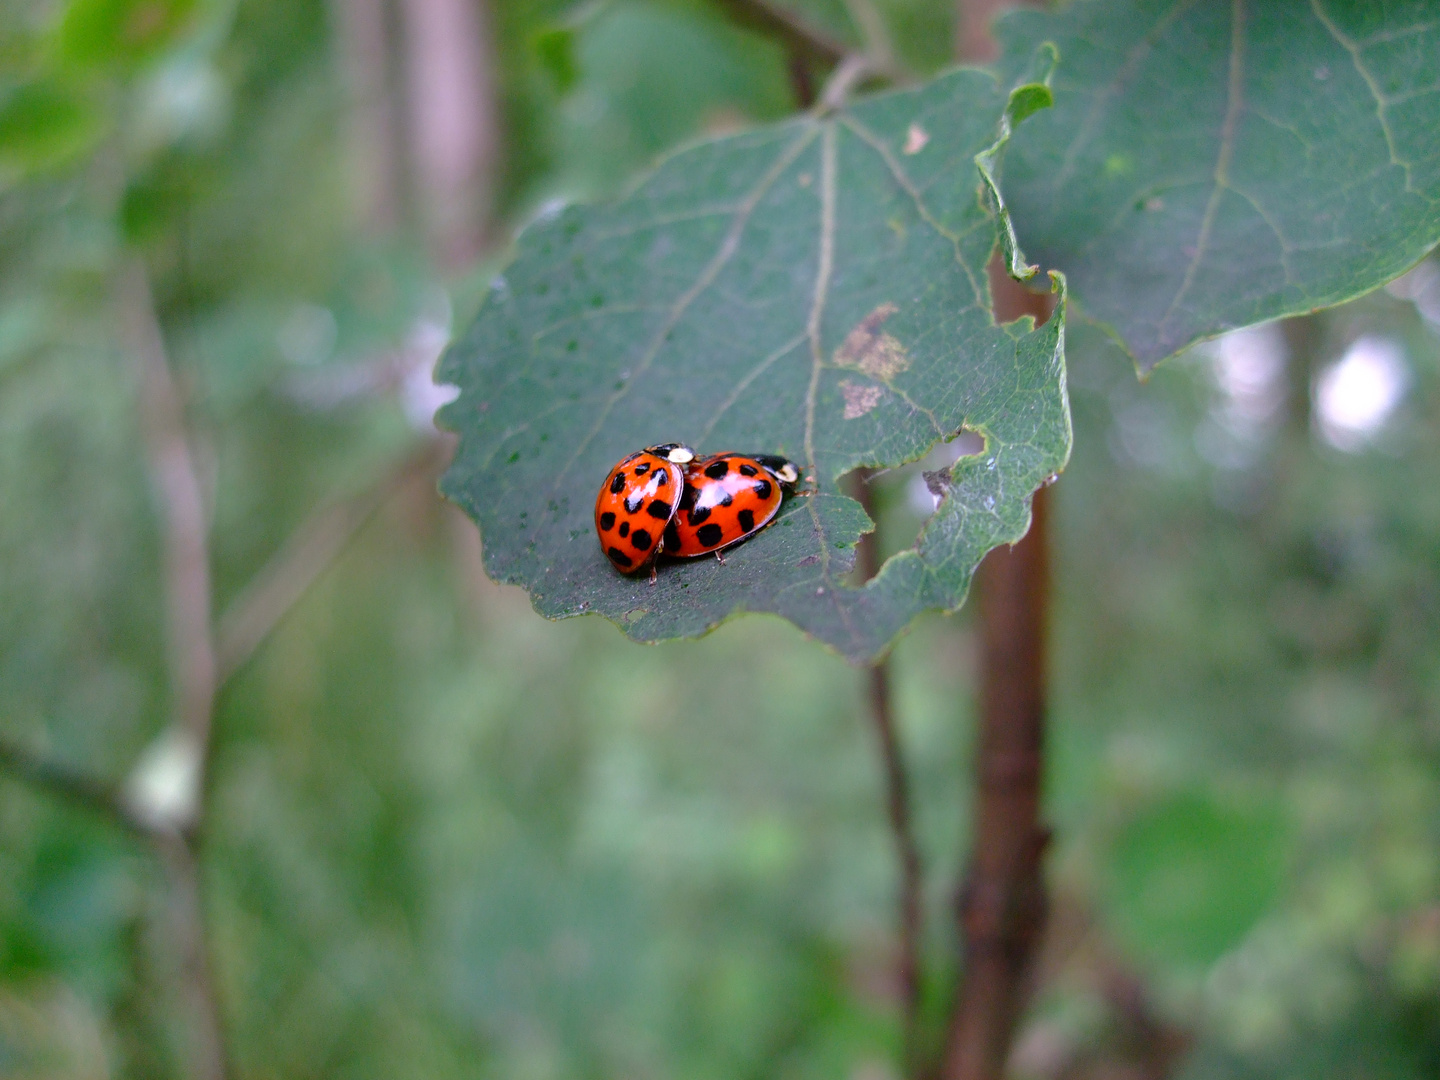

[595,443,695,576]
[663,452,800,560]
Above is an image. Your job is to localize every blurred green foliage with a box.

[0,0,1438,1077]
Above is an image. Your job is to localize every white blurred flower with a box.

[135,59,229,150]
[400,292,459,431]
[1213,323,1288,430]
[1194,323,1287,470]
[125,728,202,832]
[1314,335,1409,451]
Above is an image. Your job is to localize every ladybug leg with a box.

[648,563,658,586]
[714,550,726,565]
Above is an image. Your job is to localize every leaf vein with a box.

[1309,0,1417,193]
[696,332,808,447]
[1157,0,1246,345]
[1052,0,1203,192]
[804,121,839,585]
[838,115,984,304]
[547,124,820,493]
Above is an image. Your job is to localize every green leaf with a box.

[439,69,1070,663]
[995,0,1440,371]
[1106,790,1288,969]
[0,80,105,174]
[532,26,579,93]
[55,0,198,69]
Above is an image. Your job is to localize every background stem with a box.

[852,472,925,1075]
[939,483,1051,1080]
[126,261,234,1080]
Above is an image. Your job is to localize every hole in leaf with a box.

[839,428,986,585]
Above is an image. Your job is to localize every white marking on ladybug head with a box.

[773,462,799,484]
[666,445,695,464]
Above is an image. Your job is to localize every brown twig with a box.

[126,263,218,768]
[397,0,501,270]
[709,0,849,68]
[937,484,1051,1080]
[329,0,405,232]
[852,470,926,1074]
[0,737,149,839]
[713,0,911,107]
[155,832,231,1080]
[123,260,232,1080]
[870,660,926,1073]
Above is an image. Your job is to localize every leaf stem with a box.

[0,737,149,839]
[817,52,875,114]
[124,260,234,1080]
[127,262,218,781]
[709,0,849,68]
[852,471,926,1076]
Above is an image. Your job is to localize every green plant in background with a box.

[1,0,1439,1078]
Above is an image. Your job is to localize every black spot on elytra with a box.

[618,520,630,537]
[599,511,616,531]
[631,528,653,551]
[633,461,650,475]
[688,505,711,526]
[663,521,680,552]
[697,523,724,547]
[737,508,756,533]
[609,471,626,494]
[704,459,728,479]
[720,492,734,507]
[754,480,773,500]
[625,494,643,514]
[679,485,696,509]
[646,499,671,519]
[655,470,668,487]
[739,463,758,477]
[608,546,633,567]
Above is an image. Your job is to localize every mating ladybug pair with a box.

[595,443,800,579]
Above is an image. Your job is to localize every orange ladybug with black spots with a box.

[594,443,694,575]
[663,452,799,559]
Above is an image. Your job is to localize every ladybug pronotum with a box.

[663,452,799,560]
[594,443,695,576]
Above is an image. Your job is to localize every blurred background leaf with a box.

[995,0,1440,370]
[1,0,1438,1076]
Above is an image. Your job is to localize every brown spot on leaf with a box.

[841,380,884,419]
[834,303,908,380]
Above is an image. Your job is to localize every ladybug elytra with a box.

[593,443,695,575]
[663,452,799,560]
